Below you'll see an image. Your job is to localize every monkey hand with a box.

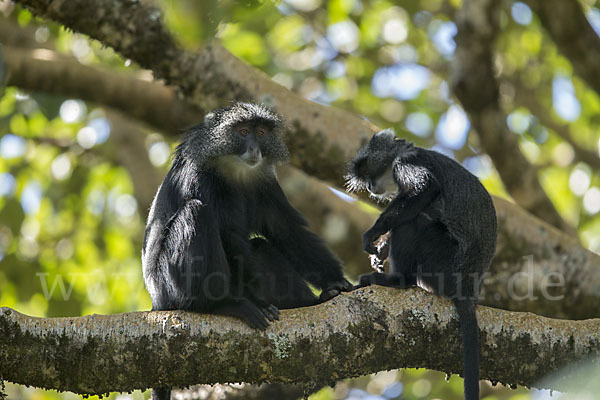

[362,228,380,254]
[319,278,352,302]
[351,272,378,290]
[246,291,280,324]
[370,254,385,273]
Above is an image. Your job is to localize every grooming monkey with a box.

[346,129,497,400]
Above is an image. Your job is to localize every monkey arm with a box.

[261,182,352,293]
[363,175,441,254]
[152,200,277,328]
[145,199,225,310]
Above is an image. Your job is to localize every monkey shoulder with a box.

[390,150,434,195]
[409,148,496,246]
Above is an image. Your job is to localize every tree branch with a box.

[487,198,600,319]
[1,288,599,395]
[524,0,600,98]
[1,45,201,132]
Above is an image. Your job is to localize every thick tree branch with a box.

[1,45,201,132]
[1,288,599,395]
[451,0,571,233]
[525,0,600,98]
[487,198,600,319]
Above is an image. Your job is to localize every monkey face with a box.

[189,103,290,183]
[234,123,266,168]
[227,117,291,169]
[348,160,397,202]
[191,103,289,173]
[366,166,398,200]
[346,130,399,196]
[345,129,416,202]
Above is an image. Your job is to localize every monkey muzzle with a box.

[241,149,263,167]
[366,180,385,196]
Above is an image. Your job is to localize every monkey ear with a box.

[375,129,396,140]
[204,112,216,123]
[375,129,396,138]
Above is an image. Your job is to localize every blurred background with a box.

[0,0,599,399]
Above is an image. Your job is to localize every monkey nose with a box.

[242,148,262,166]
[250,148,261,159]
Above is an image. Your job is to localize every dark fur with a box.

[142,103,351,400]
[346,129,497,400]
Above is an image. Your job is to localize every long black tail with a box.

[453,298,479,400]
[152,388,171,400]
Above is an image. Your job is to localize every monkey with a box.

[142,102,352,400]
[345,129,497,400]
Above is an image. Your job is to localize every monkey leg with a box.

[410,222,477,299]
[247,238,319,309]
[354,272,415,289]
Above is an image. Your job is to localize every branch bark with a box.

[1,288,599,395]
[451,0,571,233]
[486,198,600,319]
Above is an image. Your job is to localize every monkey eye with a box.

[257,129,265,137]
[239,128,249,136]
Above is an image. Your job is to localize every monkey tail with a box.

[152,388,171,400]
[453,298,479,400]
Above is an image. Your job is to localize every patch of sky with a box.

[463,155,493,179]
[586,8,600,36]
[315,35,338,61]
[428,20,457,57]
[325,60,346,79]
[0,134,26,159]
[326,20,360,53]
[552,75,581,122]
[405,112,433,138]
[0,173,16,196]
[507,109,531,135]
[283,0,321,13]
[21,181,42,215]
[511,2,533,26]
[328,187,356,203]
[59,99,87,123]
[430,144,454,159]
[435,105,470,149]
[88,118,111,144]
[372,64,430,100]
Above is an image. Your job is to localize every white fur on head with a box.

[375,128,397,139]
[345,128,414,195]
